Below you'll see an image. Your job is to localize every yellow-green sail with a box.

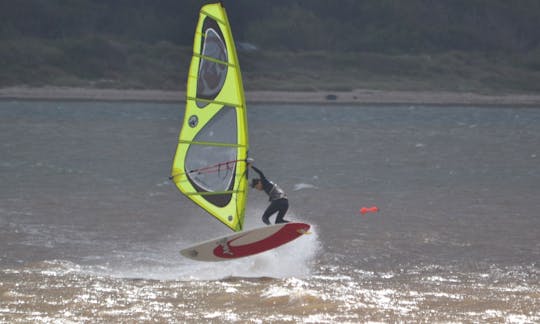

[171,2,248,232]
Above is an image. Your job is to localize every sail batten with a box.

[179,140,245,148]
[184,190,244,196]
[193,53,235,67]
[200,10,227,25]
[186,96,243,108]
[171,2,248,232]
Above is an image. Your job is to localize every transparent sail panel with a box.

[197,25,228,107]
[185,107,237,193]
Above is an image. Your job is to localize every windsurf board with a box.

[180,222,310,262]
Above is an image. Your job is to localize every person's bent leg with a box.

[262,202,280,225]
[274,199,289,224]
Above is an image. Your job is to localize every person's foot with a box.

[275,219,290,224]
[263,219,271,225]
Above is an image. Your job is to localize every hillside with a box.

[1,0,540,93]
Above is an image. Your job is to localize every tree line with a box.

[1,0,539,53]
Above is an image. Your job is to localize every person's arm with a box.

[250,165,266,180]
[250,165,273,192]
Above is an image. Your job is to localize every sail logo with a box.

[188,115,198,127]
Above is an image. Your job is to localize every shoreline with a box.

[1,86,540,106]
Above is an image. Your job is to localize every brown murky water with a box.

[1,101,539,322]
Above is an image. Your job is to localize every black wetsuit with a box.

[251,166,289,225]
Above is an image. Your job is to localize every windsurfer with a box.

[249,164,290,225]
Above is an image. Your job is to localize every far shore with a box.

[1,86,540,106]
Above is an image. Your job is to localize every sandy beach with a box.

[1,86,540,106]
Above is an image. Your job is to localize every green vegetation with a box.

[0,37,190,89]
[241,50,540,93]
[1,0,540,93]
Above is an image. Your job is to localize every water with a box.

[1,100,539,322]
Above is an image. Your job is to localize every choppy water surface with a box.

[1,100,539,322]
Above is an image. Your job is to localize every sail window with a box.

[185,106,237,207]
[196,22,228,108]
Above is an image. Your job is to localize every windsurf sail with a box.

[171,2,248,232]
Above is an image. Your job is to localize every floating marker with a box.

[360,206,379,215]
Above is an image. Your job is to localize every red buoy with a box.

[360,206,379,215]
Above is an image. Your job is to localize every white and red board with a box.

[180,222,310,262]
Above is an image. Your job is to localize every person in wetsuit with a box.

[249,165,290,225]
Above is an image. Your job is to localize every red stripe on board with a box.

[213,223,310,258]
